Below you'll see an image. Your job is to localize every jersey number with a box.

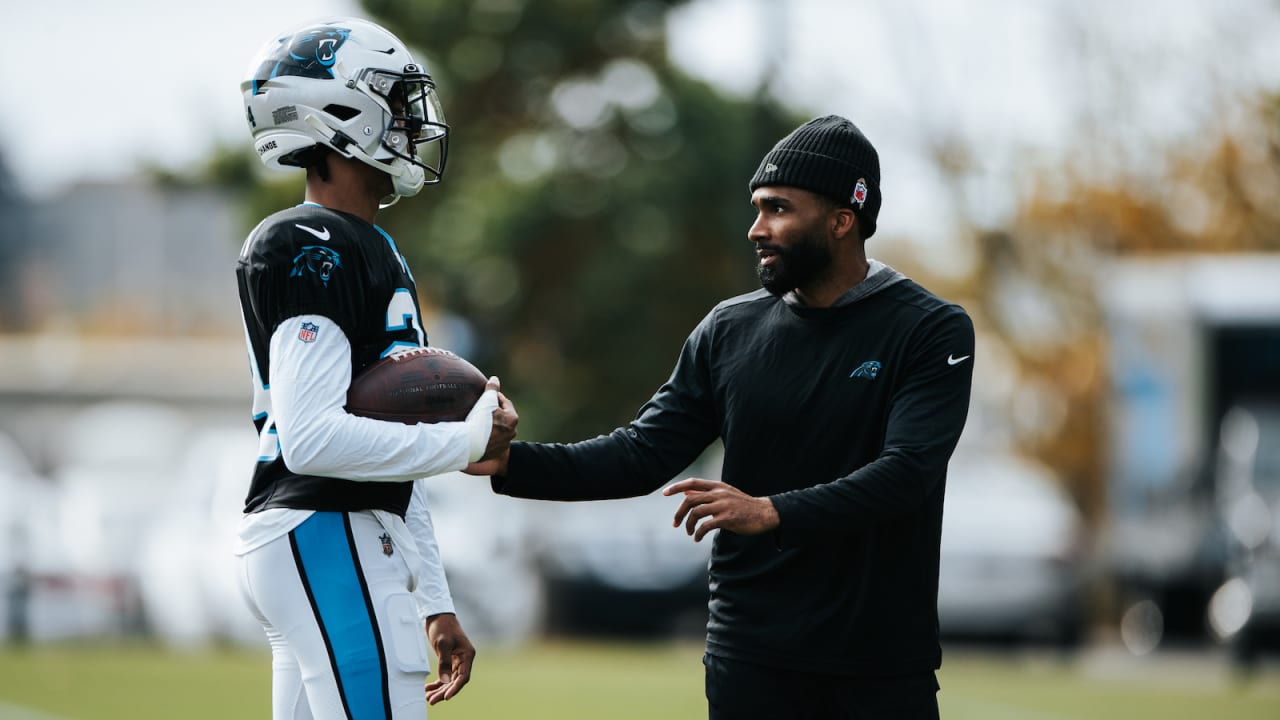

[383,288,423,357]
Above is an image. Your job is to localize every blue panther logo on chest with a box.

[290,245,343,286]
[850,361,882,379]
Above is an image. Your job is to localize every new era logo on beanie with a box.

[749,115,882,239]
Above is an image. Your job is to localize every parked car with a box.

[1104,473,1226,651]
[4,402,194,641]
[938,453,1090,647]
[0,430,41,642]
[136,424,264,647]
[3,409,173,643]
[416,471,546,645]
[1208,403,1280,665]
[529,484,713,637]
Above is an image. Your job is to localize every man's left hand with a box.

[664,478,780,542]
[424,613,475,705]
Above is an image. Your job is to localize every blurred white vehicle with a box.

[53,401,190,579]
[417,472,545,645]
[1209,403,1280,664]
[530,487,713,637]
[0,429,107,643]
[31,401,192,639]
[136,424,263,648]
[0,430,41,642]
[938,453,1089,646]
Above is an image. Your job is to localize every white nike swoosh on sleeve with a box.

[295,224,331,241]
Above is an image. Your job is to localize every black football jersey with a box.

[236,203,427,515]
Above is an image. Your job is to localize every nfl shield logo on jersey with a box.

[379,533,394,556]
[298,321,319,343]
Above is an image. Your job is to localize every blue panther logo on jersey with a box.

[250,26,351,95]
[851,361,882,379]
[290,246,343,286]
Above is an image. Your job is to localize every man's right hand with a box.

[469,377,517,472]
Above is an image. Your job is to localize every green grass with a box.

[0,640,1277,719]
[938,649,1280,720]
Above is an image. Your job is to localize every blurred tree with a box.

[1020,92,1280,256]
[951,89,1280,522]
[0,151,31,331]
[356,0,798,440]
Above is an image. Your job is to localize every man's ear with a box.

[832,207,859,241]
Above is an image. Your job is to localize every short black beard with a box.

[756,229,833,297]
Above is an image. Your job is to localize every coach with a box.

[469,115,975,719]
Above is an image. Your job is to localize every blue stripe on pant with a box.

[291,512,390,720]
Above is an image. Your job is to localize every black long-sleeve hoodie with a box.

[493,265,974,676]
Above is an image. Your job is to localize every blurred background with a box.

[2,0,1280,717]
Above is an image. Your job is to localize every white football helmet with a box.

[242,18,447,201]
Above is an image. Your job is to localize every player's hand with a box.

[664,478,780,542]
[480,387,518,460]
[424,612,475,705]
[466,377,517,473]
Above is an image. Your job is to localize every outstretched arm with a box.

[485,312,722,501]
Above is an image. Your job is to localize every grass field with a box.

[0,639,1277,719]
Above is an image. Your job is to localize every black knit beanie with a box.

[749,115,881,239]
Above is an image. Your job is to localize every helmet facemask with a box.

[358,65,449,199]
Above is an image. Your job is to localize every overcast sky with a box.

[3,0,1278,245]
[0,0,357,196]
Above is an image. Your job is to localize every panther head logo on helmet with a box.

[250,26,352,95]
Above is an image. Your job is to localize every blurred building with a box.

[0,176,257,644]
[1101,255,1280,651]
[0,178,247,470]
[15,179,243,337]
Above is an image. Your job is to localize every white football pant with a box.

[239,511,432,720]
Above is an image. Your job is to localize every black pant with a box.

[704,653,940,720]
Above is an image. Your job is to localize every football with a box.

[346,347,487,424]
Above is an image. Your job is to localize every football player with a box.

[235,17,516,719]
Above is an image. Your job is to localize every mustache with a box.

[754,242,784,255]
